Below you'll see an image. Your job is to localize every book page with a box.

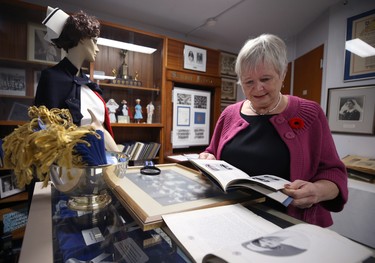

[203,223,372,263]
[190,159,252,190]
[162,204,281,263]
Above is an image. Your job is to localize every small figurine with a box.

[134,98,143,123]
[116,99,130,123]
[146,101,155,124]
[120,49,128,79]
[106,98,119,123]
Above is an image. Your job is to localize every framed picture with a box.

[344,9,375,81]
[326,85,375,135]
[183,45,207,72]
[221,78,238,101]
[220,52,237,76]
[0,67,26,96]
[221,100,234,112]
[104,163,253,230]
[34,70,41,95]
[0,173,25,199]
[27,23,64,63]
[7,102,30,121]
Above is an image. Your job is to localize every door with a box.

[293,45,324,104]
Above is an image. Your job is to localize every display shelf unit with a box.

[0,1,166,164]
[163,38,222,159]
[91,20,166,162]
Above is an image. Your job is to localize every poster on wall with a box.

[172,87,210,148]
[344,9,375,81]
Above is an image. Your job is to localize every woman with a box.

[339,99,361,120]
[199,34,348,227]
[35,7,115,146]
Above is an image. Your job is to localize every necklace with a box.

[248,92,282,115]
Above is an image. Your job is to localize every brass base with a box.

[67,193,112,211]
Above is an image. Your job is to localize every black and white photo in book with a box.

[172,87,211,148]
[162,204,373,263]
[327,85,375,135]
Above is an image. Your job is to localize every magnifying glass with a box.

[140,160,161,175]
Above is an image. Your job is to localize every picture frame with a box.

[183,45,207,72]
[0,67,26,96]
[221,78,238,101]
[34,70,41,96]
[220,52,237,76]
[7,102,30,121]
[344,9,375,81]
[27,23,64,63]
[104,163,254,230]
[221,100,234,112]
[0,173,25,199]
[326,85,375,135]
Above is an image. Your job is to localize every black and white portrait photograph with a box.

[338,97,363,121]
[327,85,375,135]
[183,45,207,72]
[28,23,63,63]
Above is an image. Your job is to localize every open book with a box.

[162,204,373,263]
[190,159,293,206]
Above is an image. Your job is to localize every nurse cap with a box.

[42,6,69,43]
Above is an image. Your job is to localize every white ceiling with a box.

[26,0,343,53]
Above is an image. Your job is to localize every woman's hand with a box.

[282,179,339,209]
[199,152,216,160]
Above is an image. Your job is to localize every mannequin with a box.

[34,7,118,151]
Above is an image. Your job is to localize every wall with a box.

[325,0,375,159]
[294,0,375,159]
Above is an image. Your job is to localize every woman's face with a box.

[81,37,99,62]
[240,62,284,109]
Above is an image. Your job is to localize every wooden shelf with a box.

[99,82,160,92]
[0,192,28,205]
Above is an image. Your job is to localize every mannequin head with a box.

[52,11,100,53]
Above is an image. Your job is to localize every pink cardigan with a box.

[205,96,348,227]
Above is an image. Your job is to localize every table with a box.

[19,182,302,263]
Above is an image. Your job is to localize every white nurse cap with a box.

[42,6,69,43]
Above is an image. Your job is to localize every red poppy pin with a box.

[289,117,304,129]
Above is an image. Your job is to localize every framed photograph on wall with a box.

[221,78,238,101]
[0,173,25,199]
[326,85,375,135]
[34,70,41,95]
[220,52,237,76]
[344,9,375,81]
[0,67,26,96]
[27,23,64,63]
[183,45,207,72]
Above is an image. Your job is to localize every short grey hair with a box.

[235,34,288,83]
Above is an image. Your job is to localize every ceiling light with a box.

[205,18,217,27]
[97,37,157,54]
[345,38,375,58]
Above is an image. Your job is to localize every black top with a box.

[221,113,291,211]
[221,113,290,180]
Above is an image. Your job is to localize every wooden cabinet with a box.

[90,21,166,163]
[163,38,222,158]
[0,1,166,163]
